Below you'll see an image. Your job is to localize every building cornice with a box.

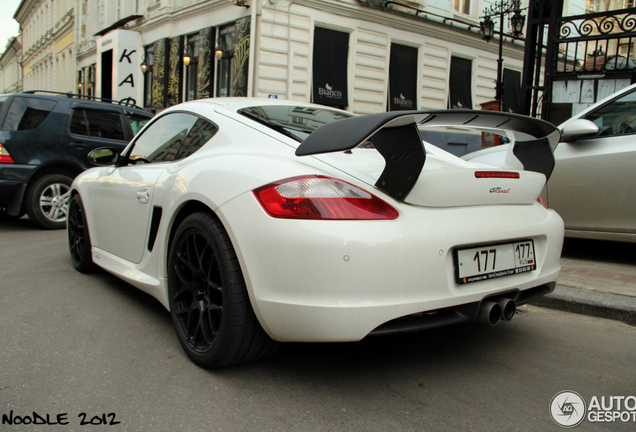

[132,0,235,36]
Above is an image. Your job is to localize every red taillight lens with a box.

[0,143,14,164]
[475,171,520,179]
[253,175,399,220]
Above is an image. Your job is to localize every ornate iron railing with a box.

[552,8,636,74]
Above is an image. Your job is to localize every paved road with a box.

[1,218,635,431]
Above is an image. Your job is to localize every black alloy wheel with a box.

[67,194,95,273]
[168,212,278,368]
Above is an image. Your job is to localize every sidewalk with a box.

[533,255,636,326]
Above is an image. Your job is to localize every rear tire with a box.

[25,174,72,229]
[67,194,95,273]
[168,212,278,368]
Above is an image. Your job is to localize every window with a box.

[127,114,151,136]
[2,97,57,131]
[455,0,470,15]
[587,0,601,12]
[126,113,214,164]
[312,27,349,108]
[215,18,251,98]
[389,44,418,111]
[240,105,353,141]
[69,109,125,141]
[584,89,636,137]
[448,57,473,109]
[502,69,523,113]
[176,118,218,160]
[143,45,155,108]
[184,34,200,102]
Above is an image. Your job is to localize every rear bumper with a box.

[0,164,36,210]
[219,193,565,342]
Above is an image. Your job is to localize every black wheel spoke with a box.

[170,225,225,354]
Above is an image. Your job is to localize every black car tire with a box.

[168,212,279,368]
[25,174,72,230]
[67,194,95,273]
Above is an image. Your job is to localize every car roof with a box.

[1,91,153,116]
[171,97,348,113]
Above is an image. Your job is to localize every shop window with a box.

[184,33,201,101]
[448,56,473,109]
[143,45,154,108]
[312,27,349,108]
[502,68,523,113]
[215,17,250,98]
[167,36,184,107]
[388,44,418,111]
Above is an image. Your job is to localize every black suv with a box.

[0,91,153,229]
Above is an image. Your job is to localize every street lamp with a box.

[183,47,191,67]
[479,0,526,109]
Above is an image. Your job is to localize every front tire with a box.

[67,194,95,273]
[25,174,72,229]
[168,212,278,368]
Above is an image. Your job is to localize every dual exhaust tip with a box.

[479,298,516,326]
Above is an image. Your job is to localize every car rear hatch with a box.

[296,110,560,207]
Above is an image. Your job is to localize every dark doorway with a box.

[101,49,113,101]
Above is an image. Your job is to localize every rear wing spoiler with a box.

[295,110,560,201]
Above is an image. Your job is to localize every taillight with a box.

[0,143,14,164]
[253,175,399,220]
[475,171,520,179]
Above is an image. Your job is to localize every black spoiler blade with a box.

[295,110,560,201]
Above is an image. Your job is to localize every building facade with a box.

[0,37,22,94]
[13,0,76,94]
[6,0,589,118]
[72,0,535,114]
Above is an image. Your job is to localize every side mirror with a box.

[88,148,119,166]
[560,119,600,142]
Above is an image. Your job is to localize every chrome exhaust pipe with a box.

[479,301,503,326]
[497,298,517,321]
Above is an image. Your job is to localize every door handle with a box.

[70,142,86,148]
[137,187,151,204]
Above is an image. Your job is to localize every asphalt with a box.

[533,242,636,326]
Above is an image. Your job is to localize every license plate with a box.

[455,240,536,284]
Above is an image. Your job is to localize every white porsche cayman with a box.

[67,98,564,368]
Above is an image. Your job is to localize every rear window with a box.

[2,97,57,131]
[70,108,126,141]
[239,105,353,141]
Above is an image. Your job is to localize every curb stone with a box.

[533,284,636,326]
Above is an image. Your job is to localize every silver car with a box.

[463,83,636,243]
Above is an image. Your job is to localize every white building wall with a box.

[254,0,525,114]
